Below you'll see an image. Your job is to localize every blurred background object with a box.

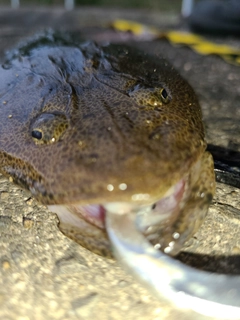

[4,0,182,11]
[5,0,240,36]
[187,0,240,36]
[181,0,195,17]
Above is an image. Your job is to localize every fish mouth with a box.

[48,152,215,257]
[50,178,185,230]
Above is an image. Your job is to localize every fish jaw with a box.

[48,151,215,258]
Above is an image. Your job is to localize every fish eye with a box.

[30,113,68,145]
[31,130,42,140]
[127,83,170,108]
[160,88,169,103]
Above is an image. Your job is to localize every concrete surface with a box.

[0,7,240,320]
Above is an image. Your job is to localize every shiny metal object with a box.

[106,210,240,319]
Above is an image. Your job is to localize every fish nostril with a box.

[31,130,42,140]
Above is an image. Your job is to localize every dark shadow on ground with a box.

[207,144,240,189]
[177,251,240,274]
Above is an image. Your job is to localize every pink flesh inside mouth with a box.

[66,203,106,229]
[48,178,186,232]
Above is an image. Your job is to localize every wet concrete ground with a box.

[0,7,240,320]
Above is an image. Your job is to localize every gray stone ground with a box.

[0,7,240,320]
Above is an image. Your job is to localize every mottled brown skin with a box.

[0,36,205,205]
[0,34,215,256]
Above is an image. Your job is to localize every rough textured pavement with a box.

[0,7,240,320]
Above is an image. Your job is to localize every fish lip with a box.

[48,176,186,238]
[49,151,215,257]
